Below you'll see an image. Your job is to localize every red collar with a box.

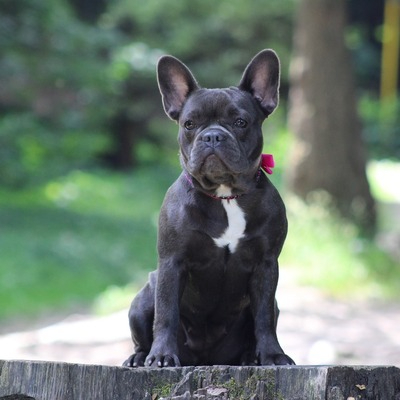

[184,154,274,201]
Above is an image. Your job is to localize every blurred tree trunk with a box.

[287,0,376,234]
[109,114,139,169]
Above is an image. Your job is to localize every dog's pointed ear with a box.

[157,56,199,121]
[239,49,280,117]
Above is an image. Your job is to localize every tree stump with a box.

[0,360,399,399]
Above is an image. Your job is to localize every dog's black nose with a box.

[202,130,227,146]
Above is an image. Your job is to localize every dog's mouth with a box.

[184,152,232,188]
[201,154,234,185]
[200,153,227,174]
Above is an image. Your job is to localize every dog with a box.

[123,49,294,367]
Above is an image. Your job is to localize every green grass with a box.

[0,166,179,320]
[280,194,400,299]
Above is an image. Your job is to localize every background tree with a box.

[286,0,377,234]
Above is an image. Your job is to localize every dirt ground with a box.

[1,269,399,368]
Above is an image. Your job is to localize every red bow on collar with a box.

[261,153,275,175]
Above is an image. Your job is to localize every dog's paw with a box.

[258,353,296,366]
[145,353,181,368]
[240,351,258,366]
[123,352,147,368]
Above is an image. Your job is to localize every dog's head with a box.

[157,50,280,192]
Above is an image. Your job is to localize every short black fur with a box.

[123,50,294,368]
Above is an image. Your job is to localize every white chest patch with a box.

[212,185,246,253]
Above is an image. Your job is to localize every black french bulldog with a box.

[123,49,294,368]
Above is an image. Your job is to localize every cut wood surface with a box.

[0,360,400,400]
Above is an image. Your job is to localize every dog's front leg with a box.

[250,256,295,366]
[145,259,182,367]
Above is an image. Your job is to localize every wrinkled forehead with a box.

[180,88,259,121]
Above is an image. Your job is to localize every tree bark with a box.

[287,0,376,234]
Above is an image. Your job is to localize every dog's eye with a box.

[184,120,196,130]
[234,118,247,128]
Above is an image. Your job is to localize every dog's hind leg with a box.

[123,272,156,367]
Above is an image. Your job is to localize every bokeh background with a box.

[0,0,399,365]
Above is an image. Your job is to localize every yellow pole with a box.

[380,0,400,101]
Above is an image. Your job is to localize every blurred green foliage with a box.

[0,166,178,320]
[0,113,109,186]
[360,97,400,159]
[0,0,117,186]
[106,0,294,83]
[0,0,396,187]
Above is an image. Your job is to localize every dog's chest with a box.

[212,186,246,253]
